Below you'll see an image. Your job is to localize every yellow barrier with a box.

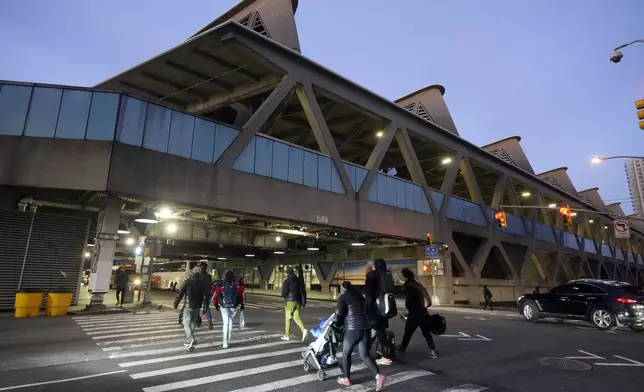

[46,292,73,317]
[14,291,43,318]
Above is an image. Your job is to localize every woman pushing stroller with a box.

[334,281,385,390]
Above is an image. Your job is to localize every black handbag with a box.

[427,314,447,336]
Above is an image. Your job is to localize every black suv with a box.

[518,279,644,331]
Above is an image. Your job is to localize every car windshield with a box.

[620,285,644,296]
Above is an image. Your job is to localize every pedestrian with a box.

[237,277,246,330]
[364,261,393,366]
[281,267,307,341]
[335,281,386,390]
[114,267,128,307]
[213,270,245,348]
[200,262,214,330]
[483,285,494,310]
[173,266,208,351]
[532,286,540,295]
[398,268,439,359]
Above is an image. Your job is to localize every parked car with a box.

[518,279,644,331]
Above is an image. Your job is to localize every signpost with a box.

[614,220,630,239]
[425,244,438,258]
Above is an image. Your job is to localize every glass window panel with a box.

[271,141,289,181]
[55,89,91,139]
[86,92,118,141]
[367,177,378,202]
[167,111,195,158]
[142,104,172,153]
[405,182,415,210]
[254,136,273,177]
[233,136,255,173]
[384,176,398,206]
[191,118,216,163]
[331,161,344,194]
[354,166,367,192]
[0,84,32,135]
[287,147,304,184]
[414,185,430,214]
[396,180,406,209]
[117,97,146,146]
[303,151,318,188]
[430,190,444,210]
[318,156,333,191]
[376,174,388,204]
[344,163,357,192]
[213,125,239,163]
[24,87,62,137]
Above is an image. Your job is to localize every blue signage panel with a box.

[425,245,438,258]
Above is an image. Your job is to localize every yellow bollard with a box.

[46,291,73,317]
[14,290,44,318]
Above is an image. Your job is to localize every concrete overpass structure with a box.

[0,0,642,309]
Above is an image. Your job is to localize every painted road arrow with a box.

[459,334,492,341]
[441,332,471,338]
[440,332,492,341]
[565,350,605,360]
[464,316,486,320]
[595,355,644,367]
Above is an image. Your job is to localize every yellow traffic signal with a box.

[559,206,572,226]
[635,99,644,130]
[494,211,507,228]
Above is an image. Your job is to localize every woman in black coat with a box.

[335,281,385,391]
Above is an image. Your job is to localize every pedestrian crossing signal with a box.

[426,233,433,245]
[423,264,429,272]
[559,206,572,225]
[494,211,507,228]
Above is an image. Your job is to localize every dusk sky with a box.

[1,0,642,213]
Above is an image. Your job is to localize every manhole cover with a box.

[537,357,592,371]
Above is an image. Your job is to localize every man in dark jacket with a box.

[483,285,494,310]
[281,267,307,342]
[364,260,392,365]
[174,266,208,351]
[399,268,438,358]
[114,267,129,307]
[200,262,214,330]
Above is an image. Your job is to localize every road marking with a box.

[439,384,489,392]
[86,323,194,335]
[464,317,486,321]
[76,317,175,327]
[131,347,303,379]
[119,340,295,367]
[0,370,127,391]
[108,333,281,357]
[574,326,618,334]
[459,334,492,341]
[142,359,303,392]
[325,370,433,392]
[565,350,605,360]
[81,321,179,331]
[595,355,644,367]
[97,328,264,347]
[73,314,173,322]
[441,332,470,338]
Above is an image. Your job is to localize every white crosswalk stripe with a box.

[73,311,487,392]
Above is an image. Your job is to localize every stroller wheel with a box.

[303,360,310,372]
[301,349,307,359]
[316,370,325,381]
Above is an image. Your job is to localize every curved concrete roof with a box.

[480,136,522,149]
[394,84,445,102]
[536,167,569,176]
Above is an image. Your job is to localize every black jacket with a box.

[174,274,207,310]
[335,290,370,331]
[114,270,129,290]
[281,273,301,302]
[201,272,213,300]
[403,279,429,314]
[364,271,388,329]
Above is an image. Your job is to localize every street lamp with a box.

[592,155,644,164]
[610,39,644,63]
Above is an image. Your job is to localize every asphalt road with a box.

[1,293,643,392]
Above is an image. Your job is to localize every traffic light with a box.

[331,230,339,237]
[423,264,430,273]
[559,206,572,225]
[636,99,644,130]
[426,233,433,245]
[494,211,507,228]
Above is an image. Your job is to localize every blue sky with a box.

[1,0,642,212]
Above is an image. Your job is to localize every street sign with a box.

[97,232,118,241]
[614,220,630,238]
[425,244,438,258]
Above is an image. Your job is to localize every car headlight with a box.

[134,279,141,285]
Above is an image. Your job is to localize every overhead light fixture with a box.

[589,219,595,223]
[275,235,282,242]
[117,222,130,234]
[307,247,319,251]
[351,241,366,247]
[135,209,158,224]
[278,229,309,236]
[548,203,557,208]
[135,246,142,256]
[441,157,452,165]
[245,253,255,258]
[166,222,177,234]
[571,212,578,217]
[125,237,135,246]
[217,257,227,260]
[591,157,603,164]
[84,252,91,258]
[376,131,384,138]
[87,243,95,247]
[298,226,307,232]
[521,191,531,198]
[604,225,608,229]
[274,251,285,255]
[157,206,173,219]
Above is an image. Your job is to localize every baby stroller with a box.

[301,313,344,381]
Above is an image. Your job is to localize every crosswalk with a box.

[73,312,489,392]
[242,299,336,313]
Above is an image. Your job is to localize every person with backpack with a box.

[114,267,129,307]
[173,266,208,352]
[483,285,494,310]
[213,270,245,348]
[364,260,394,366]
[398,268,439,359]
[335,281,386,391]
[281,267,308,342]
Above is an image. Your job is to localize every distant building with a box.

[625,159,644,217]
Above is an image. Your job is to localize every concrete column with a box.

[87,196,120,309]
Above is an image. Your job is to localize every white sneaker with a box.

[302,330,308,342]
[281,336,290,341]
